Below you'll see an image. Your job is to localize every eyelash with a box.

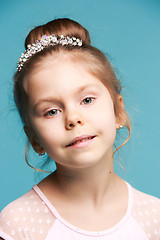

[44,97,95,117]
[81,97,95,105]
[45,109,60,117]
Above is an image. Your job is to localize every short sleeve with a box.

[132,188,160,240]
[0,189,55,240]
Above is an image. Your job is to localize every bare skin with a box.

[38,168,128,231]
[25,58,128,231]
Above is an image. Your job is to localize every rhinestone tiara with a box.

[17,34,83,71]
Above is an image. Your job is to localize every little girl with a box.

[0,18,160,240]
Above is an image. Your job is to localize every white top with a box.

[0,182,160,240]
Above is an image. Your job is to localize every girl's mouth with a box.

[66,135,96,148]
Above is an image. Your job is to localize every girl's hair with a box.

[13,18,131,170]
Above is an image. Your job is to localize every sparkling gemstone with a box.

[51,36,57,42]
[60,40,66,45]
[31,49,36,54]
[41,39,49,46]
[36,43,42,48]
[68,39,73,44]
[63,39,67,45]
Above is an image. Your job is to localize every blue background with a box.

[0,0,160,211]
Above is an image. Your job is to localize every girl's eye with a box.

[82,97,95,105]
[46,109,60,117]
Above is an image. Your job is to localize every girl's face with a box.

[25,58,120,169]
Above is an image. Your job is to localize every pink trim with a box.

[0,230,14,240]
[32,181,133,237]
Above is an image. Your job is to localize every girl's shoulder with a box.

[130,184,160,238]
[0,187,55,240]
[131,184,160,209]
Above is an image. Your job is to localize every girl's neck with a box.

[55,169,118,207]
[43,155,122,208]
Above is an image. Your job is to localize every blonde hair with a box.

[13,18,131,171]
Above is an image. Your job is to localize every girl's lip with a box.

[65,135,96,148]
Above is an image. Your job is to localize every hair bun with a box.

[25,18,91,49]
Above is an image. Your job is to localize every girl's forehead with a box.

[24,59,112,103]
[27,59,105,91]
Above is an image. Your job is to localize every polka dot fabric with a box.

[0,182,160,240]
[0,190,55,240]
[132,188,160,240]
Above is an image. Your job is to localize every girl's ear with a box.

[115,95,126,129]
[23,126,45,154]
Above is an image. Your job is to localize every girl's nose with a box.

[65,111,83,130]
[66,120,82,130]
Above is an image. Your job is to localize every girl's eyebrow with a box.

[76,84,100,93]
[34,84,100,109]
[33,98,60,110]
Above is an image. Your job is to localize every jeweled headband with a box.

[17,34,83,71]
